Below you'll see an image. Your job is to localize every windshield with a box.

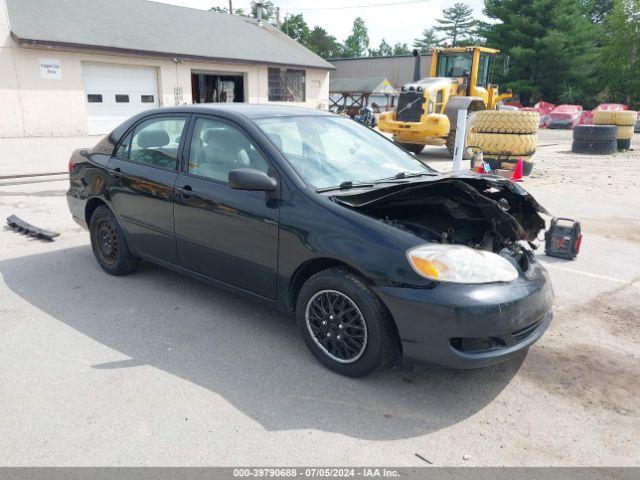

[255,115,435,190]
[436,53,473,78]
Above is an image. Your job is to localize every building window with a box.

[268,67,305,102]
[87,94,102,103]
[115,94,130,103]
[141,95,155,103]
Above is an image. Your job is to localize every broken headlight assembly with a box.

[406,244,519,284]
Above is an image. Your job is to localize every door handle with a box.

[109,167,121,180]
[177,185,193,199]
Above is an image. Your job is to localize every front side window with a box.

[119,117,187,169]
[256,115,435,190]
[436,53,473,79]
[188,118,270,183]
[268,67,306,102]
[476,53,493,88]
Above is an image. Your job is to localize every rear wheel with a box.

[397,142,424,154]
[89,205,140,275]
[296,268,398,377]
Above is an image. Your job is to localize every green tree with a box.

[483,0,600,105]
[392,42,411,54]
[281,14,310,43]
[306,26,343,58]
[343,17,370,57]
[582,0,614,23]
[209,6,247,15]
[413,27,441,51]
[598,0,640,107]
[434,2,477,46]
[371,39,393,56]
[251,1,275,22]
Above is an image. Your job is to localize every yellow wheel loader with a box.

[378,46,513,157]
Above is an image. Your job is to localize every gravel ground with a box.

[0,128,638,466]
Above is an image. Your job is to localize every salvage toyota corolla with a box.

[67,105,553,377]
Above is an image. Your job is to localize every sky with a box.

[151,0,486,48]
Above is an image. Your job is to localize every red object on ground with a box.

[534,101,556,115]
[578,110,594,125]
[511,158,524,182]
[594,103,628,111]
[523,101,557,128]
[547,104,583,129]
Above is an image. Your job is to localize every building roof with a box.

[6,0,334,70]
[329,77,398,95]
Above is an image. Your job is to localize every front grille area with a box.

[451,317,544,354]
[512,318,543,343]
[396,92,425,122]
[450,336,506,354]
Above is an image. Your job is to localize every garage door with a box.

[82,63,159,135]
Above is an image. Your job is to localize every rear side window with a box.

[117,117,187,169]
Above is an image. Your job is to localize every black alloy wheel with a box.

[296,267,398,377]
[305,289,368,363]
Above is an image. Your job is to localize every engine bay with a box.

[332,175,548,268]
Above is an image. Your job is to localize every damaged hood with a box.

[331,172,549,244]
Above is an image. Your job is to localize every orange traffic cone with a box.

[511,157,524,182]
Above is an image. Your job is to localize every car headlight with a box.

[406,244,519,284]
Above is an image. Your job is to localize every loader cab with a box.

[430,47,497,103]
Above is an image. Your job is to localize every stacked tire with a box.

[572,125,618,154]
[467,110,539,175]
[593,110,636,151]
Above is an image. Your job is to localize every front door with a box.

[107,115,188,264]
[173,116,279,298]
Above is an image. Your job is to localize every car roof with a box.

[140,104,335,120]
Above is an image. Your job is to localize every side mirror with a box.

[228,168,277,191]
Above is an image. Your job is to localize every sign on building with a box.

[39,58,62,79]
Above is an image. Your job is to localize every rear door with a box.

[173,115,280,298]
[107,115,189,264]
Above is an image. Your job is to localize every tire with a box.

[571,138,617,155]
[89,205,140,275]
[397,142,424,154]
[617,138,631,151]
[616,125,634,140]
[467,131,537,156]
[296,267,398,377]
[593,110,637,126]
[573,125,617,142]
[473,110,539,134]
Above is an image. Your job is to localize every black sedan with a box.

[67,105,553,377]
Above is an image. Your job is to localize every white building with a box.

[0,0,333,137]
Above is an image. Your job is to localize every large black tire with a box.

[617,138,631,151]
[296,267,398,377]
[571,138,617,155]
[573,125,617,142]
[89,205,140,275]
[398,142,424,154]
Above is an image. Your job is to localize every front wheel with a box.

[89,205,140,275]
[296,268,398,377]
[397,142,424,154]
